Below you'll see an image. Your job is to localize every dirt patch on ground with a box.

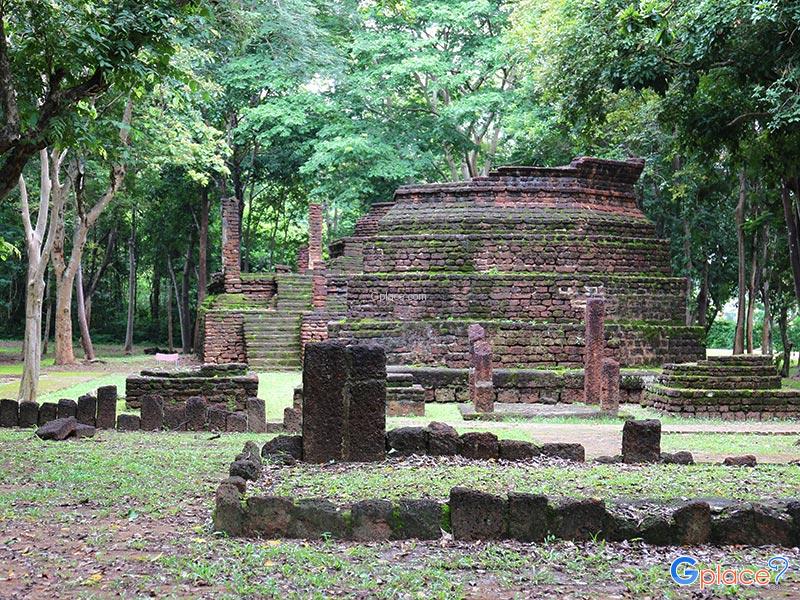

[2,501,799,599]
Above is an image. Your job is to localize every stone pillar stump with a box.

[583,297,605,405]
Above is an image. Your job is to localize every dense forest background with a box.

[2,0,800,361]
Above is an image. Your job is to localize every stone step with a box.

[386,385,426,401]
[244,320,301,329]
[249,365,300,373]
[246,342,301,351]
[247,350,300,361]
[663,364,779,378]
[275,274,314,280]
[249,359,302,369]
[245,334,300,342]
[243,315,304,324]
[246,332,301,340]
[705,355,775,367]
[387,372,415,384]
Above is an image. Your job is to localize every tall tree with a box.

[51,100,133,365]
[0,0,205,202]
[17,149,69,402]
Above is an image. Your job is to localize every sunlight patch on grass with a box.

[662,433,800,456]
[266,461,800,503]
[256,371,301,420]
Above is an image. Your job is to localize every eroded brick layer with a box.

[328,156,704,368]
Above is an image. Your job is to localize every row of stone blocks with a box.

[386,424,586,461]
[0,391,266,433]
[215,481,800,547]
[388,366,647,406]
[0,386,118,429]
[131,395,266,433]
[254,420,662,473]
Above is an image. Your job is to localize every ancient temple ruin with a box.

[202,156,705,403]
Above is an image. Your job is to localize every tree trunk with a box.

[42,267,52,356]
[243,182,253,272]
[150,268,160,332]
[781,178,800,303]
[18,275,45,403]
[124,208,137,354]
[167,255,184,353]
[180,233,196,353]
[779,304,792,377]
[166,280,174,353]
[53,272,76,364]
[683,216,693,325]
[760,224,771,355]
[193,188,209,351]
[84,225,117,328]
[745,226,759,354]
[52,101,133,365]
[733,170,747,355]
[696,260,710,329]
[75,263,95,360]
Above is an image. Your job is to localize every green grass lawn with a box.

[661,433,800,457]
[1,428,798,598]
[261,459,800,503]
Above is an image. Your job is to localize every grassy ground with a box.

[2,429,799,599]
[258,458,800,503]
[2,345,800,596]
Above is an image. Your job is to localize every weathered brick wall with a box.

[202,311,246,364]
[346,273,686,323]
[239,276,277,301]
[308,203,323,269]
[388,366,647,405]
[378,207,657,239]
[364,235,671,275]
[328,202,396,273]
[391,157,645,215]
[126,364,258,410]
[330,319,704,368]
[325,274,348,313]
[297,246,309,273]
[300,312,330,359]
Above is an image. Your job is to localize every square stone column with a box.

[308,203,323,269]
[583,297,605,404]
[297,245,309,273]
[302,341,387,463]
[312,268,327,309]
[622,419,661,463]
[471,339,494,413]
[344,344,387,462]
[467,323,486,392]
[302,341,349,463]
[221,196,242,293]
[600,358,620,414]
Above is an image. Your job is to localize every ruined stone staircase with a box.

[243,273,312,371]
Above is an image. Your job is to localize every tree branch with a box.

[0,6,19,154]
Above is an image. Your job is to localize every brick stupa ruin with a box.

[201,157,705,408]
